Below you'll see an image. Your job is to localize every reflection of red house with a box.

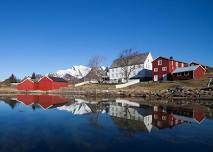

[152,106,182,129]
[17,94,38,105]
[16,76,68,91]
[16,78,36,91]
[17,94,69,109]
[167,106,205,124]
[37,95,69,109]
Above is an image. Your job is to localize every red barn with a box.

[152,56,188,81]
[172,65,206,80]
[37,76,68,91]
[16,78,36,91]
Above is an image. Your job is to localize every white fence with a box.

[115,79,140,89]
[75,80,98,87]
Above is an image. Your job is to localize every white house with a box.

[109,52,153,82]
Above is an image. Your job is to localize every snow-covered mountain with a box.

[49,65,91,80]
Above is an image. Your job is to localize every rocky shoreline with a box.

[0,87,212,100]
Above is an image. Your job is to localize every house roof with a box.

[190,61,209,68]
[172,65,204,74]
[110,52,150,68]
[153,56,188,64]
[48,76,68,82]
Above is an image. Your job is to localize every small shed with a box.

[172,65,206,80]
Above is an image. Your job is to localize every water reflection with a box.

[16,94,69,109]
[0,95,212,152]
[10,95,207,132]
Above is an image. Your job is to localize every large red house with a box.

[152,56,188,81]
[16,76,68,91]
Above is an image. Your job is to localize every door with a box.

[154,75,158,81]
[163,74,167,81]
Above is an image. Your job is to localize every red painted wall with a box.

[194,66,205,79]
[16,80,35,91]
[37,77,53,91]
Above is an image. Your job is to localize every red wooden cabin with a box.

[37,76,68,91]
[152,56,188,81]
[16,78,36,91]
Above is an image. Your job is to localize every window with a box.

[154,68,158,72]
[176,62,179,67]
[112,69,114,72]
[182,63,184,67]
[158,60,162,65]
[111,74,114,77]
[162,116,167,121]
[162,67,167,71]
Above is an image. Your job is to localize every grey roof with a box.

[110,52,150,68]
[48,76,67,82]
[172,65,199,74]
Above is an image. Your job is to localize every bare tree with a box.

[88,56,104,68]
[87,56,105,83]
[117,49,141,82]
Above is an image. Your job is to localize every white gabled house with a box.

[109,52,153,82]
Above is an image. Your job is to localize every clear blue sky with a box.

[0,0,212,80]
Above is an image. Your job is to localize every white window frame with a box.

[154,68,158,72]
[158,60,162,66]
[162,67,167,71]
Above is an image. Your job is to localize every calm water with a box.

[0,95,213,152]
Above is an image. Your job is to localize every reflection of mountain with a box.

[16,95,69,109]
[57,99,98,115]
[108,99,153,132]
[58,102,92,115]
